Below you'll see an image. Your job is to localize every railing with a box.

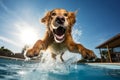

[111,52,120,62]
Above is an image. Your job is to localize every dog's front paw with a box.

[25,48,40,58]
[82,49,96,60]
[24,40,44,58]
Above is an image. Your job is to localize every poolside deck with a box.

[86,63,120,66]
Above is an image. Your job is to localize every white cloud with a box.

[0,1,11,13]
[0,1,22,21]
[0,36,21,47]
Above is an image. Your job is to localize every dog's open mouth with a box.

[53,26,66,43]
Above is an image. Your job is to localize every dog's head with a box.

[41,8,77,43]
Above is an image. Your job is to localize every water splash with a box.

[21,50,80,80]
[16,57,78,80]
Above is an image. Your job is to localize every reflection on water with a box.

[0,58,120,80]
[105,69,120,78]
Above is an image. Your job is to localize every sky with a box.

[0,0,120,57]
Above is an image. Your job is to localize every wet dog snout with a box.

[55,16,65,25]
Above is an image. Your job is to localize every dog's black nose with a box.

[55,17,65,25]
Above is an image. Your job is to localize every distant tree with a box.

[0,46,4,50]
[0,46,14,56]
[0,46,26,59]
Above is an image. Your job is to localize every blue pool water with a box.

[0,58,120,80]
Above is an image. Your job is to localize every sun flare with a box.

[15,22,40,45]
[20,28,39,45]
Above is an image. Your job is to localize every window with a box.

[113,47,120,53]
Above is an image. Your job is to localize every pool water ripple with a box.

[0,58,120,80]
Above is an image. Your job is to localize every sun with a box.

[15,22,40,45]
[20,28,39,45]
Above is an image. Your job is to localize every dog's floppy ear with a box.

[41,11,51,24]
[68,11,77,26]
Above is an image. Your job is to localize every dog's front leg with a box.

[67,41,96,60]
[26,40,45,58]
[25,31,52,58]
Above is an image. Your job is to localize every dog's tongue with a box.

[54,27,65,36]
[55,34,65,40]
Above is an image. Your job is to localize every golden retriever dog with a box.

[25,8,96,62]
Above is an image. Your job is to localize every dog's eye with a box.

[51,13,56,16]
[64,13,68,17]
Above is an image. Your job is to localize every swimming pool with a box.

[0,58,120,80]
